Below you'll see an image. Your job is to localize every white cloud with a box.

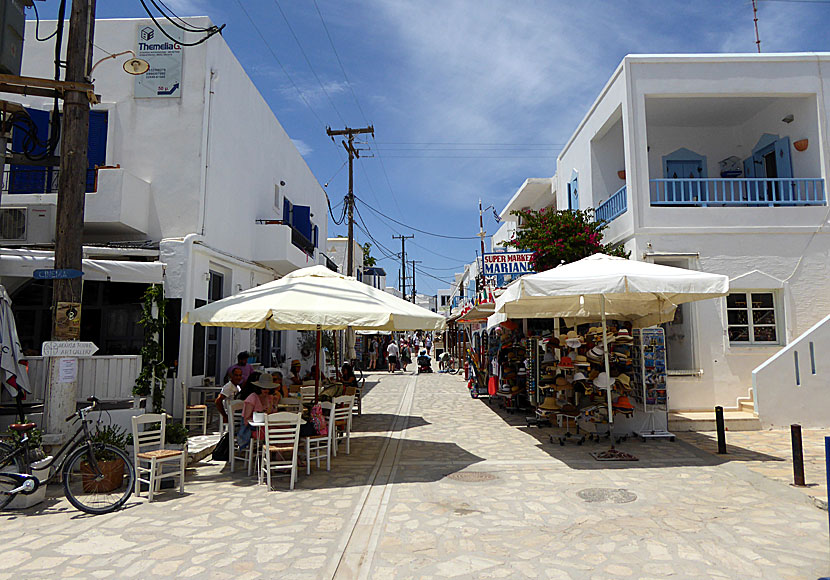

[292,138,313,156]
[162,0,210,15]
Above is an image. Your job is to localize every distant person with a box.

[369,338,379,370]
[400,341,412,372]
[338,362,359,391]
[225,351,254,383]
[425,336,433,356]
[216,367,244,425]
[288,359,303,385]
[386,340,399,373]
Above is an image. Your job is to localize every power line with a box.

[137,0,224,46]
[355,196,480,240]
[311,0,370,126]
[272,0,346,125]
[233,0,328,132]
[411,240,471,265]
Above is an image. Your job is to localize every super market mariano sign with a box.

[483,252,535,286]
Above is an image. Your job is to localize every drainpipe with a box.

[176,232,202,417]
[197,69,216,236]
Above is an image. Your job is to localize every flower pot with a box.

[80,457,126,493]
[617,170,626,180]
[794,139,808,152]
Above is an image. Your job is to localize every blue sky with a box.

[28,0,830,293]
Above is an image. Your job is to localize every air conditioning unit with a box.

[0,205,56,245]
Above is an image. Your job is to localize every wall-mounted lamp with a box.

[794,139,809,152]
[782,114,794,124]
[235,283,243,292]
[203,272,211,282]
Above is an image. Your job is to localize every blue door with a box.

[665,160,703,202]
[9,108,50,194]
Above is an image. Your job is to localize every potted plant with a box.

[165,422,189,450]
[82,425,129,493]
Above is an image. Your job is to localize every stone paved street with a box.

[1,370,828,579]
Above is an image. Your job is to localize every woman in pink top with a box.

[237,373,277,449]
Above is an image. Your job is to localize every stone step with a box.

[738,400,755,413]
[668,410,761,432]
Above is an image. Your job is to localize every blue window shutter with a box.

[313,225,319,248]
[86,111,108,191]
[283,198,291,224]
[775,137,793,178]
[568,176,579,211]
[292,205,312,240]
[9,108,50,194]
[742,156,755,178]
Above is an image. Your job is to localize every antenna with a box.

[752,0,761,53]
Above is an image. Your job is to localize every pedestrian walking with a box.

[425,335,433,356]
[386,340,399,373]
[369,337,379,370]
[400,341,411,371]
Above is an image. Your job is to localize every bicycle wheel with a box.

[0,442,25,510]
[63,443,135,515]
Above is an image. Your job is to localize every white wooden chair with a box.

[279,396,302,413]
[182,383,207,435]
[332,395,355,456]
[131,413,186,502]
[261,412,301,491]
[304,402,335,475]
[227,400,252,474]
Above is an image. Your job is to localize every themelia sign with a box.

[135,24,183,98]
[483,252,535,288]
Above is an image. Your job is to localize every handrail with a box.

[595,185,627,223]
[650,177,825,207]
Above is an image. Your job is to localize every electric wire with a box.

[151,0,220,32]
[355,196,480,240]
[311,0,370,126]
[137,0,224,46]
[31,2,59,42]
[233,0,328,132]
[272,0,346,125]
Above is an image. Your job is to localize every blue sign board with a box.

[482,252,535,288]
[33,268,84,280]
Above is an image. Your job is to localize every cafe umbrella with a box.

[183,265,446,399]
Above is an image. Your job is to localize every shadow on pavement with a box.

[351,413,430,432]
[676,432,786,463]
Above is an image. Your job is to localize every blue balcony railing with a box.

[650,178,825,207]
[595,185,627,223]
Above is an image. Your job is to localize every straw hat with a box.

[565,337,583,349]
[558,334,568,347]
[593,372,615,390]
[566,330,579,339]
[586,346,604,363]
[588,369,600,380]
[615,328,634,342]
[252,374,278,390]
[539,396,561,410]
[574,355,590,367]
[615,373,631,387]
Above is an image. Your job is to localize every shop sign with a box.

[135,24,183,98]
[483,252,535,287]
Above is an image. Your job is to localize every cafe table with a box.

[247,412,307,478]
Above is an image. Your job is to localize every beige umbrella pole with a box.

[315,325,321,403]
[601,296,613,424]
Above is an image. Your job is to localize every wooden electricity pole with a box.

[325,125,373,276]
[393,234,413,297]
[44,0,97,445]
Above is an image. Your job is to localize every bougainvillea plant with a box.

[501,207,629,272]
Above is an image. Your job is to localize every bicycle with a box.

[0,396,135,514]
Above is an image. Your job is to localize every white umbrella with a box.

[0,285,30,397]
[495,254,729,422]
[183,266,446,400]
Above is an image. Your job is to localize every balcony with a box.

[0,166,151,235]
[253,220,317,275]
[650,178,825,207]
[595,185,627,223]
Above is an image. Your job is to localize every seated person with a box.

[337,363,359,390]
[236,373,277,449]
[417,348,431,366]
[303,364,330,384]
[216,367,243,424]
[268,369,289,399]
[288,359,303,386]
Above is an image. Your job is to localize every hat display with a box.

[558,334,569,347]
[565,337,583,349]
[558,356,574,369]
[574,355,590,367]
[593,372,615,390]
[572,371,588,383]
[555,376,570,388]
[586,346,605,363]
[566,330,579,339]
[615,373,631,387]
[588,369,600,380]
[613,395,635,411]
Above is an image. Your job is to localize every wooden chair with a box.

[182,384,207,435]
[332,395,355,456]
[304,401,335,475]
[131,413,186,502]
[227,400,252,474]
[261,412,301,491]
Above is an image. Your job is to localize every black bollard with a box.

[791,424,806,487]
[715,406,727,454]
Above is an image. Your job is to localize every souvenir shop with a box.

[474,316,672,444]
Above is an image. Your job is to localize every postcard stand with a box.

[632,328,675,441]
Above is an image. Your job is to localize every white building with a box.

[1,18,329,415]
[325,236,363,276]
[503,53,830,426]
[491,178,554,251]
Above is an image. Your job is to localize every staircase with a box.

[668,388,761,432]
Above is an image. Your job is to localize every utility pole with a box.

[326,125,373,276]
[751,0,761,53]
[410,260,422,303]
[45,0,97,446]
[392,234,413,297]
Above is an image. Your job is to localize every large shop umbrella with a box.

[494,254,729,422]
[1,286,30,422]
[183,265,446,399]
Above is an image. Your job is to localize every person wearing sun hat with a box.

[288,359,303,385]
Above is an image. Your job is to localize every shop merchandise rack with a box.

[632,328,674,441]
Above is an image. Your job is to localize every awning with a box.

[0,248,165,284]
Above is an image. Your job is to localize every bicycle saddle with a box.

[9,423,36,433]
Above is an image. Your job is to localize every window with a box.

[727,292,779,344]
[568,172,579,211]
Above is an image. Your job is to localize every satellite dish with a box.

[123,58,150,75]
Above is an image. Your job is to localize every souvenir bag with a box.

[310,403,328,436]
[487,375,498,396]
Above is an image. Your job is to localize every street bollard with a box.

[715,406,727,454]
[825,437,830,566]
[791,424,806,487]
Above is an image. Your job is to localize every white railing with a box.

[25,355,142,403]
[752,313,830,428]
